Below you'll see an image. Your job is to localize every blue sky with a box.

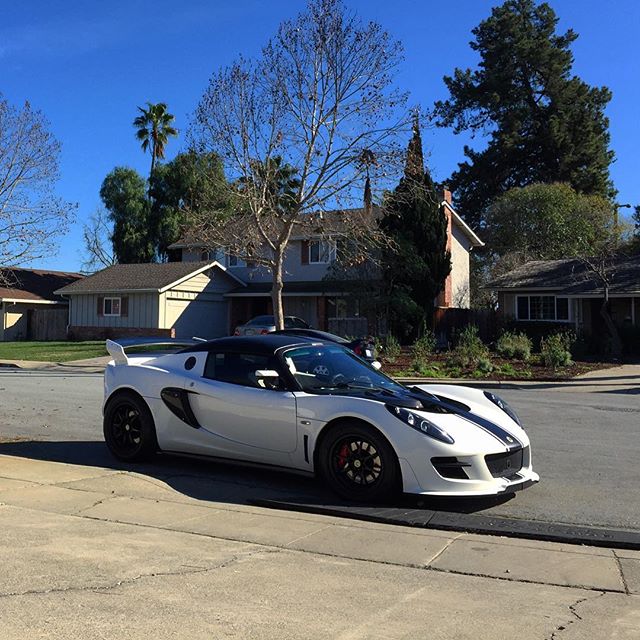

[2,0,638,272]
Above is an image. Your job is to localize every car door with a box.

[185,351,298,462]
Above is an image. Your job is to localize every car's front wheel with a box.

[318,422,400,503]
[103,391,157,462]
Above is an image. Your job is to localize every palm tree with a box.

[133,102,178,176]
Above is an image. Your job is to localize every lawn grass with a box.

[0,341,107,362]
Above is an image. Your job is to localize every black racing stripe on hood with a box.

[455,412,522,452]
[411,388,522,452]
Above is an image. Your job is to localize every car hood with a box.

[317,384,525,451]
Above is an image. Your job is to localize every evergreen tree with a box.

[433,0,614,227]
[149,151,228,261]
[381,116,451,340]
[100,168,154,264]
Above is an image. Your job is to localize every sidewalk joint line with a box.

[612,549,631,595]
[424,532,464,566]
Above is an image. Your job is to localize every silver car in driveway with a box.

[233,315,310,336]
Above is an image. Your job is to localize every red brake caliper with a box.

[337,444,349,469]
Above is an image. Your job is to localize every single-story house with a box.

[55,261,245,340]
[167,191,484,333]
[0,268,82,341]
[488,256,640,335]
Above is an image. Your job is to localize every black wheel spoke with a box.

[330,436,384,490]
[108,403,142,454]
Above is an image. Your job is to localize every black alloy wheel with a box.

[103,392,157,462]
[319,422,399,502]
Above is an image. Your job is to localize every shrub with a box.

[449,325,489,368]
[411,330,436,362]
[496,331,532,361]
[541,332,574,369]
[383,334,401,363]
[407,359,442,378]
[476,357,494,374]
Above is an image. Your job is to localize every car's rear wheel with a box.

[318,422,400,503]
[103,391,157,462]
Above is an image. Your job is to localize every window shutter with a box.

[97,297,104,317]
[301,240,309,265]
[121,297,129,317]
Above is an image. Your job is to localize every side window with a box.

[293,317,308,328]
[203,352,280,389]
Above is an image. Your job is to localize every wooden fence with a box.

[433,307,497,347]
[28,308,68,341]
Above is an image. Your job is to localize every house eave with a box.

[442,201,484,247]
[0,298,65,305]
[158,261,246,293]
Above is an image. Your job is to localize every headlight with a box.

[386,405,455,444]
[484,391,522,427]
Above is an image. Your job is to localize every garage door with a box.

[166,299,228,339]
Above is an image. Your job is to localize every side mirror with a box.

[371,361,382,371]
[254,369,281,389]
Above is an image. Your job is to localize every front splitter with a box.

[250,498,640,551]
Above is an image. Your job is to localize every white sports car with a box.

[103,335,539,502]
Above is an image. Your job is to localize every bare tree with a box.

[81,207,117,273]
[0,95,76,285]
[190,0,408,328]
[567,211,629,358]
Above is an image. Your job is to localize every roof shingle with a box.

[0,268,83,302]
[488,256,640,295]
[55,262,217,295]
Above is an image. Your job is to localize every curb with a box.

[251,499,640,551]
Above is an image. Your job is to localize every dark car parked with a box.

[273,328,379,365]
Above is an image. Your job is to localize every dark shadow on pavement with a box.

[0,439,515,515]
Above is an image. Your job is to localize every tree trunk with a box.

[272,249,285,330]
[600,295,622,359]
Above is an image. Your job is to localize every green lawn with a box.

[0,341,108,362]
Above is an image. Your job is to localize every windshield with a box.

[248,315,274,325]
[282,344,405,394]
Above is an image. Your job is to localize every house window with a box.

[516,296,570,322]
[103,297,121,317]
[308,240,336,264]
[227,254,246,268]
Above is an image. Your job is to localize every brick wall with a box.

[68,326,175,340]
[436,189,454,308]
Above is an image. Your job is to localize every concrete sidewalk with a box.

[0,453,638,638]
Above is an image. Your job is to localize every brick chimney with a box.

[437,187,453,308]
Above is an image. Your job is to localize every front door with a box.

[185,351,298,463]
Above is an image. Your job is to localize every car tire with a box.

[318,421,400,503]
[103,391,158,462]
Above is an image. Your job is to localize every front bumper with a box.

[398,450,540,497]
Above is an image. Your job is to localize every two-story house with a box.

[56,191,482,340]
[169,190,483,333]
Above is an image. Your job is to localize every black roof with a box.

[181,334,324,355]
[487,255,640,295]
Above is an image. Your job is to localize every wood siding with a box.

[69,292,159,328]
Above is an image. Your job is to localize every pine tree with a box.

[381,116,451,340]
[433,0,614,227]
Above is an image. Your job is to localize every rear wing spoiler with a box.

[106,337,206,366]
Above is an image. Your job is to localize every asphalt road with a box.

[1,370,639,531]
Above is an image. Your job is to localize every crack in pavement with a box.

[545,591,607,639]
[0,548,278,601]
